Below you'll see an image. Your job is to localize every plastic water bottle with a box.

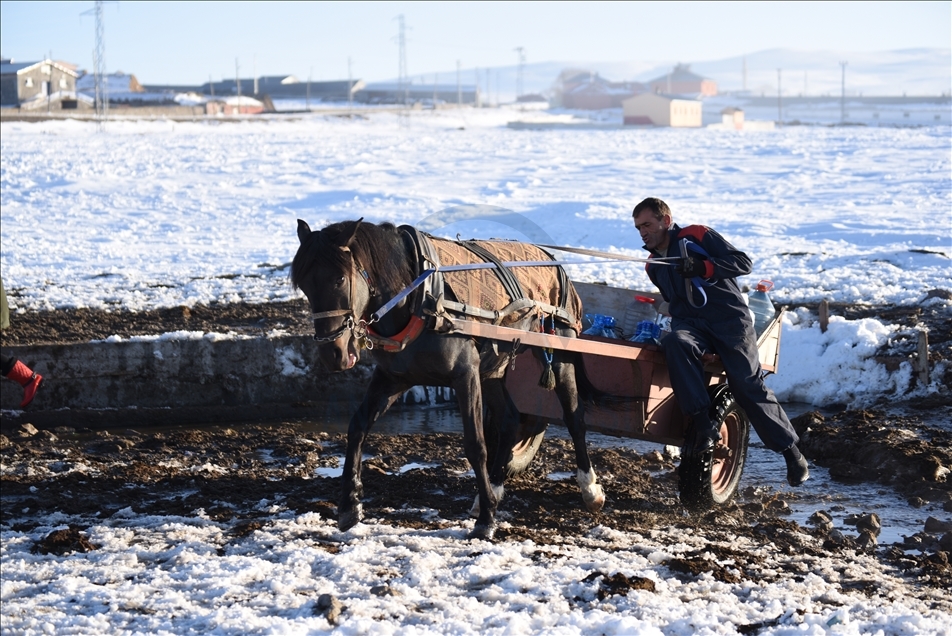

[622,295,658,338]
[748,280,776,337]
[582,314,618,338]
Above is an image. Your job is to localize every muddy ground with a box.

[2,412,951,603]
[1,299,951,605]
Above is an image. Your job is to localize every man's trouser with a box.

[662,316,798,453]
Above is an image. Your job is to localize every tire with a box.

[503,415,548,477]
[678,386,750,513]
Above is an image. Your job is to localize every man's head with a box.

[632,197,673,253]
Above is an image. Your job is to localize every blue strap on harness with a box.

[680,238,712,308]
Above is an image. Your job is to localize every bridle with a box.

[309,248,378,349]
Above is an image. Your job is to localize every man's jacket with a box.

[645,223,754,326]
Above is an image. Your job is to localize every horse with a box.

[291,218,604,540]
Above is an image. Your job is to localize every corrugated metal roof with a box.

[0,61,40,75]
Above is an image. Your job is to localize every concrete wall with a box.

[1,335,374,429]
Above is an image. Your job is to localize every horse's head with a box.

[292,218,373,372]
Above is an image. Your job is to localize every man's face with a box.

[634,210,670,253]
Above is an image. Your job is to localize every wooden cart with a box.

[450,281,784,511]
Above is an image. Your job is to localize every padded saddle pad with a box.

[430,237,583,334]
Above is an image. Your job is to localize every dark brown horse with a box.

[291,218,603,540]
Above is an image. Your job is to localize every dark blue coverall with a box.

[644,223,798,453]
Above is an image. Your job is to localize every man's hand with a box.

[675,256,707,278]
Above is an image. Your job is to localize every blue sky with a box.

[1,1,949,84]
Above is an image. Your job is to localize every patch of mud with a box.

[791,409,952,504]
[2,424,949,599]
[1,300,312,346]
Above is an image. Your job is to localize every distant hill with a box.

[401,48,950,101]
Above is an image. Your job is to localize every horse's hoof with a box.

[468,522,496,541]
[338,504,363,532]
[583,485,606,514]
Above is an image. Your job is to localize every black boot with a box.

[783,445,809,486]
[691,410,721,454]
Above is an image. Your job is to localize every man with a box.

[632,197,808,486]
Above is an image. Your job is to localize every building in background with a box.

[1,59,79,107]
[647,64,717,97]
[180,77,364,102]
[355,82,479,105]
[553,69,645,109]
[622,93,702,127]
[705,106,775,131]
[76,70,145,94]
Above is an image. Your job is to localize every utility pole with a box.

[209,74,214,97]
[347,57,353,115]
[742,55,747,92]
[456,60,461,106]
[514,46,525,99]
[433,72,437,104]
[840,61,848,121]
[474,68,480,107]
[777,68,782,126]
[397,15,408,107]
[306,67,311,111]
[93,0,107,127]
[253,54,258,95]
[235,58,241,99]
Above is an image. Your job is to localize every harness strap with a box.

[680,237,712,308]
[310,308,352,320]
[366,315,427,352]
[460,240,526,304]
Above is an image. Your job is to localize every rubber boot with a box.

[5,359,43,408]
[691,410,721,454]
[783,444,809,486]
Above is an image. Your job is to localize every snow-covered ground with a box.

[2,108,949,408]
[1,110,950,635]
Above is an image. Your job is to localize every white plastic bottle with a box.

[748,280,776,336]
[622,295,658,338]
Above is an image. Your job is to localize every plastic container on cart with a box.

[622,295,659,338]
[748,280,776,337]
[582,314,619,338]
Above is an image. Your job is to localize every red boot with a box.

[5,360,43,408]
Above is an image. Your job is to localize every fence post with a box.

[916,329,930,386]
[819,300,829,333]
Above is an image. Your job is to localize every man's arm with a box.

[679,225,752,280]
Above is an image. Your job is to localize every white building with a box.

[622,93,702,127]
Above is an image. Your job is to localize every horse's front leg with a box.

[477,377,521,515]
[454,368,497,540]
[554,353,605,513]
[339,368,408,532]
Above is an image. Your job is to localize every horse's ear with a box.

[335,218,363,249]
[297,219,312,245]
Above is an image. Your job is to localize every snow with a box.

[2,507,949,635]
[1,109,950,634]
[2,109,948,407]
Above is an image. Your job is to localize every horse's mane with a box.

[290,220,414,296]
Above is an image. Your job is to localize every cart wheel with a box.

[503,415,548,477]
[678,387,749,512]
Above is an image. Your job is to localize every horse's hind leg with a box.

[453,368,498,540]
[553,352,605,513]
[339,368,409,532]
